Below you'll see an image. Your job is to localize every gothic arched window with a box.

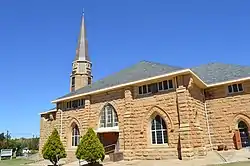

[72,124,80,146]
[151,115,168,144]
[99,104,118,128]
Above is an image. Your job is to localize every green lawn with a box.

[0,158,33,166]
[212,161,250,166]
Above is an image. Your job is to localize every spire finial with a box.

[82,8,84,16]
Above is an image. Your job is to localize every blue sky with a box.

[0,0,249,138]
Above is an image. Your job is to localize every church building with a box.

[39,13,250,163]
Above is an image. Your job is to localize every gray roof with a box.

[56,61,183,100]
[48,107,56,111]
[191,63,250,84]
[55,61,250,101]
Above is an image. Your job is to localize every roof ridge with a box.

[193,62,250,68]
[139,60,184,69]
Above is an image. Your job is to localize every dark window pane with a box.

[151,120,155,130]
[152,131,156,144]
[72,100,78,108]
[72,137,74,146]
[81,99,84,106]
[158,82,163,90]
[148,85,151,93]
[72,77,75,87]
[238,84,243,92]
[76,128,79,135]
[143,85,147,94]
[228,85,232,93]
[168,80,173,89]
[155,118,162,130]
[155,115,161,121]
[139,86,142,94]
[75,137,78,146]
[156,131,163,144]
[233,84,238,92]
[114,112,118,123]
[162,120,167,129]
[111,110,114,126]
[163,131,168,143]
[88,77,91,84]
[163,81,168,90]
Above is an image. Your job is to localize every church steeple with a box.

[75,10,90,61]
[70,10,92,92]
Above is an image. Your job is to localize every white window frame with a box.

[151,115,168,145]
[99,105,118,128]
[158,79,174,91]
[228,83,244,94]
[138,79,174,95]
[72,126,80,147]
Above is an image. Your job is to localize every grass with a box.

[0,158,33,166]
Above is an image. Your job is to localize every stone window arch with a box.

[71,123,80,147]
[151,115,168,144]
[99,103,118,128]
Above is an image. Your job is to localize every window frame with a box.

[227,83,244,94]
[150,115,168,145]
[64,99,85,110]
[71,125,80,147]
[99,104,118,128]
[138,79,174,95]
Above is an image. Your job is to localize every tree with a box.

[42,129,66,166]
[0,133,5,141]
[28,137,39,150]
[76,128,105,165]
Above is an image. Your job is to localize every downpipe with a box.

[203,90,213,150]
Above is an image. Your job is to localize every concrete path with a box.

[28,149,250,166]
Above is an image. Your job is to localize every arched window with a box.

[151,115,168,144]
[72,124,80,146]
[238,121,250,147]
[99,104,118,128]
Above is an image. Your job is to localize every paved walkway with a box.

[28,149,250,166]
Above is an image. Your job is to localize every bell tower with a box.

[70,11,92,92]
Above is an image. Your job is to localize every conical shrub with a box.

[42,128,66,166]
[76,128,105,164]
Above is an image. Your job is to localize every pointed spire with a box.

[75,9,90,61]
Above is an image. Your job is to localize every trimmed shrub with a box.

[42,129,66,166]
[76,128,105,164]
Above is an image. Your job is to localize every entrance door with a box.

[97,132,119,154]
[238,121,250,147]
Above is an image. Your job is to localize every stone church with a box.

[39,13,250,163]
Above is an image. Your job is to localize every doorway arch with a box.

[238,121,250,147]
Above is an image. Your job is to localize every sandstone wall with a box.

[39,74,215,162]
[206,80,250,150]
[187,78,210,156]
[89,89,125,151]
[60,90,124,163]
[132,86,179,160]
[39,111,59,158]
